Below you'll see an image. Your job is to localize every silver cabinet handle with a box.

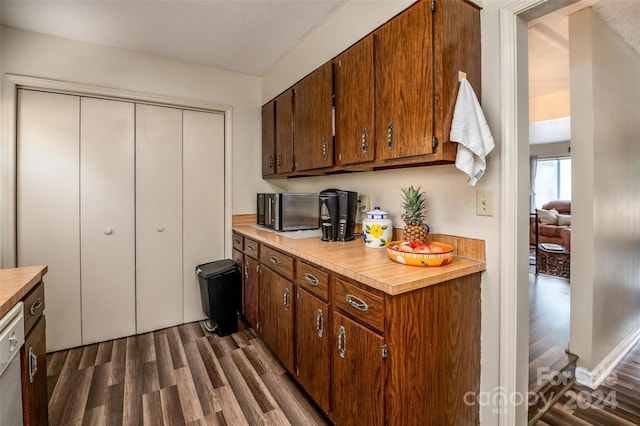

[361,129,369,153]
[244,263,249,278]
[247,244,256,253]
[316,309,324,338]
[346,294,369,312]
[28,347,38,383]
[304,273,319,286]
[30,298,43,316]
[322,139,329,161]
[387,122,394,150]
[277,154,282,168]
[269,255,280,265]
[283,287,290,310]
[268,154,273,170]
[338,325,346,359]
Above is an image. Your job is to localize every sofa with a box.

[530,200,571,251]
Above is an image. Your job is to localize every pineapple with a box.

[400,185,429,243]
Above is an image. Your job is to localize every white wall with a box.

[262,1,504,424]
[570,8,640,370]
[0,26,267,216]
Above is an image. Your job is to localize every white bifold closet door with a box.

[135,104,184,333]
[183,110,225,323]
[80,97,136,345]
[17,90,82,352]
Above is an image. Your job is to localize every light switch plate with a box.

[358,195,371,213]
[476,190,494,216]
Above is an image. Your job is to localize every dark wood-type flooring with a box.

[536,339,640,425]
[47,320,330,425]
[529,271,572,392]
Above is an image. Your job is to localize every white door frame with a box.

[499,1,573,424]
[1,74,233,268]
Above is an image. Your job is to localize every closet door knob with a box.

[104,227,113,235]
[157,226,165,232]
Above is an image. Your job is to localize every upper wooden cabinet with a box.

[275,90,294,174]
[261,0,481,177]
[261,100,276,176]
[334,35,375,167]
[293,62,334,172]
[374,0,435,163]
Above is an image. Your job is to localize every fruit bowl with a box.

[386,241,454,267]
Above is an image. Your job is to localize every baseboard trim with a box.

[575,324,640,389]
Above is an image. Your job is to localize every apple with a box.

[415,246,432,253]
[394,244,414,253]
[429,244,445,253]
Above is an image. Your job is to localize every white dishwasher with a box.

[0,301,25,426]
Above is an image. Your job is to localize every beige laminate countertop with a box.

[0,265,48,318]
[233,225,486,295]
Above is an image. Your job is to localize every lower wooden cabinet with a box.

[295,288,330,414]
[332,311,384,425]
[258,266,294,372]
[243,256,260,329]
[21,316,48,426]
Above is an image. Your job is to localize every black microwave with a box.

[257,193,319,231]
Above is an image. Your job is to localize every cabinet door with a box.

[262,100,276,177]
[244,256,259,329]
[295,288,330,414]
[183,110,225,323]
[21,316,48,426]
[136,104,183,333]
[332,311,384,425]
[275,90,294,174]
[17,89,82,352]
[335,35,375,166]
[375,0,434,161]
[80,97,136,344]
[293,62,334,171]
[258,267,294,372]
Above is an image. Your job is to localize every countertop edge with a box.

[0,265,48,318]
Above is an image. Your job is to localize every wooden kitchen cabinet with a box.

[374,0,435,162]
[334,35,375,167]
[293,62,334,172]
[274,91,295,175]
[373,0,481,166]
[261,100,276,176]
[332,311,384,425]
[295,287,330,414]
[20,281,48,426]
[244,256,260,329]
[258,266,294,372]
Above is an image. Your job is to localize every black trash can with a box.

[196,259,242,336]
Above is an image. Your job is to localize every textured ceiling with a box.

[0,0,346,76]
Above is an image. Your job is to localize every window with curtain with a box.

[533,157,571,209]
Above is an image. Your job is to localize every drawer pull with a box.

[346,294,369,312]
[233,237,241,245]
[338,325,346,358]
[387,122,394,150]
[247,244,256,252]
[283,287,290,310]
[361,128,369,153]
[304,273,319,286]
[316,309,324,338]
[30,298,43,316]
[269,255,280,265]
[29,347,38,383]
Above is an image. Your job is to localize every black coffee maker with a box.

[319,189,358,242]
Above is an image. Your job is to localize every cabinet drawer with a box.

[244,238,259,259]
[260,245,294,278]
[23,281,45,335]
[296,262,328,301]
[333,278,384,332]
[232,232,244,252]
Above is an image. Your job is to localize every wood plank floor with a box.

[529,271,572,392]
[536,339,640,425]
[47,320,330,425]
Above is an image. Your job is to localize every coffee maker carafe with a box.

[319,189,358,242]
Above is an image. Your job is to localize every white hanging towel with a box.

[449,77,495,186]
